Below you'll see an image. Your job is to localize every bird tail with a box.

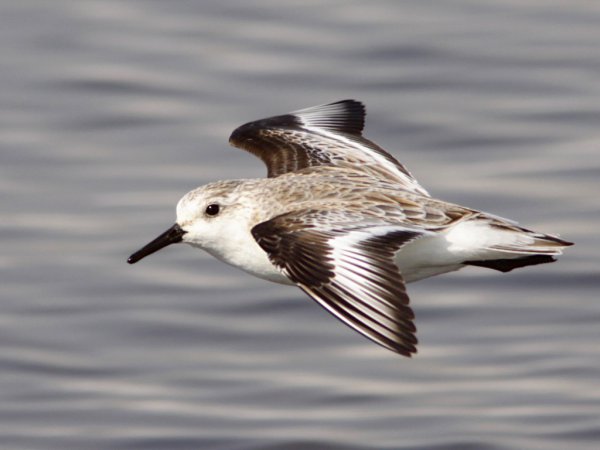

[448,213,573,272]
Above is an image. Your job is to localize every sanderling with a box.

[128,100,572,356]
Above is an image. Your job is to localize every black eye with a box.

[205,203,220,216]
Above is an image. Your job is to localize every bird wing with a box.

[251,209,424,356]
[229,100,430,196]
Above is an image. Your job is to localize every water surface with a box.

[1,1,599,449]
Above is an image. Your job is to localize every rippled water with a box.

[2,1,599,449]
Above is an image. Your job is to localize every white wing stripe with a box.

[303,127,429,196]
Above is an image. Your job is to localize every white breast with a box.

[194,228,293,285]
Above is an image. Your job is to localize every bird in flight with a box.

[128,100,572,356]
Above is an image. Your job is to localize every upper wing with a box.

[251,209,424,356]
[229,100,430,196]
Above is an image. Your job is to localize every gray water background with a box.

[2,1,599,449]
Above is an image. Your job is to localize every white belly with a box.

[193,235,294,285]
[395,235,465,283]
[200,233,465,288]
[195,224,469,286]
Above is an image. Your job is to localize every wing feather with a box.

[229,100,430,196]
[252,210,422,356]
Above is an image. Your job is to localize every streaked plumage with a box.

[128,100,572,357]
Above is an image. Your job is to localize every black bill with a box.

[127,224,186,264]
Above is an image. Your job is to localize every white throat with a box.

[189,224,292,285]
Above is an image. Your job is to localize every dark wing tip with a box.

[229,113,300,149]
[229,99,367,149]
[374,327,418,357]
[292,99,366,136]
[551,236,574,246]
[397,345,418,358]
